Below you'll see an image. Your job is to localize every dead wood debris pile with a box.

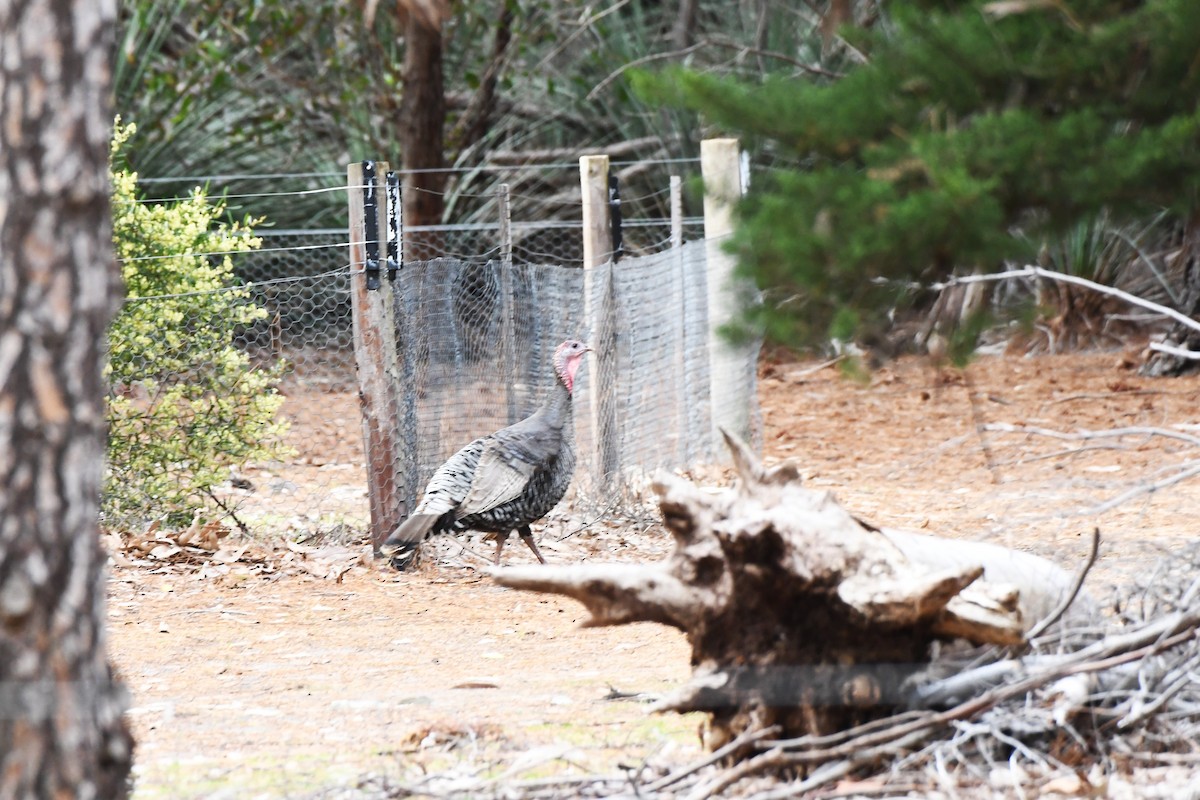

[367,548,1200,800]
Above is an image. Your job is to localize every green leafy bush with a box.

[106,122,288,528]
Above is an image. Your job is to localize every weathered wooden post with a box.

[701,138,755,447]
[580,155,620,492]
[349,160,407,549]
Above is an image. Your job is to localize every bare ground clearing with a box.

[109,351,1200,798]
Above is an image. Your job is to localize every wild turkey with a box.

[380,339,591,570]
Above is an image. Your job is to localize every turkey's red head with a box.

[554,339,591,394]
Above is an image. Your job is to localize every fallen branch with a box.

[785,355,846,380]
[934,266,1200,336]
[980,422,1200,515]
[1149,341,1200,361]
[1086,461,1200,515]
[643,726,780,793]
[982,422,1200,450]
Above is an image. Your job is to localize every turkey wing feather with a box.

[413,441,483,516]
[455,423,563,518]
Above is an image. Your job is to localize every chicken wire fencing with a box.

[229,218,707,384]
[365,241,747,530]
[106,173,752,542]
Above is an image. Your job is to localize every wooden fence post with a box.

[701,138,753,446]
[580,155,620,492]
[350,160,407,550]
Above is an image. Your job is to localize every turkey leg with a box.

[518,525,547,564]
[491,531,510,565]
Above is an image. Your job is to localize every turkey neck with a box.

[535,376,574,432]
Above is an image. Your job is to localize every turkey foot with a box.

[518,525,547,564]
[490,527,547,565]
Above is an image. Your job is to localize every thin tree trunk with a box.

[449,1,515,155]
[672,0,698,50]
[821,0,853,51]
[400,12,447,260]
[0,2,134,797]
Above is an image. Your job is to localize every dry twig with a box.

[1026,527,1101,640]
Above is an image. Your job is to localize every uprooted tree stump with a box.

[493,430,1090,748]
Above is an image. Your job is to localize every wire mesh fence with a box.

[109,165,757,542]
[231,218,706,380]
[364,240,738,527]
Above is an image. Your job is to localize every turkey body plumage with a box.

[380,340,589,570]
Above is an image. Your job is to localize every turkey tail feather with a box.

[379,513,440,570]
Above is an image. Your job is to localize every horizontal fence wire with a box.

[133,157,700,185]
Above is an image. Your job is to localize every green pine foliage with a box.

[106,122,289,528]
[635,0,1200,348]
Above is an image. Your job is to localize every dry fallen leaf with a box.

[149,543,181,560]
[213,545,251,564]
[1041,773,1088,796]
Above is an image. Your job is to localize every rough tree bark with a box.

[494,431,1086,748]
[0,1,134,797]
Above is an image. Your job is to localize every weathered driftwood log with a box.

[492,431,1088,746]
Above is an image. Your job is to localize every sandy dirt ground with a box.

[107,350,1200,798]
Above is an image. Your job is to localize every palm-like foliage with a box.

[1020,214,1179,353]
[114,1,862,233]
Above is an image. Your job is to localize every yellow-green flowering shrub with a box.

[106,122,288,528]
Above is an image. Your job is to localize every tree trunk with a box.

[820,0,853,51]
[448,1,514,156]
[400,11,447,260]
[672,0,698,50]
[493,431,1087,749]
[0,2,134,797]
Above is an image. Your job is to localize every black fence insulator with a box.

[363,160,381,290]
[386,171,401,278]
[608,172,623,263]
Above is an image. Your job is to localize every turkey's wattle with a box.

[380,339,591,570]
